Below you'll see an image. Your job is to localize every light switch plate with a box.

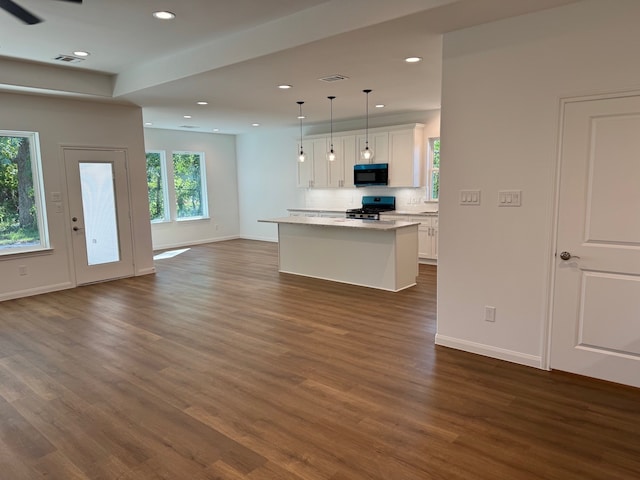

[459,190,481,206]
[498,190,522,207]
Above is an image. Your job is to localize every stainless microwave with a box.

[354,163,388,187]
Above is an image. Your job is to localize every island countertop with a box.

[259,216,419,231]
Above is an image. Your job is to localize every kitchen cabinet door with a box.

[388,126,424,187]
[311,138,329,188]
[297,138,329,188]
[296,139,314,188]
[416,215,438,260]
[356,132,389,164]
[329,135,357,188]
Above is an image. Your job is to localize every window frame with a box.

[0,130,50,257]
[427,137,440,201]
[145,150,170,224]
[171,150,209,221]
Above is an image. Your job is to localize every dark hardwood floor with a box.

[0,239,639,479]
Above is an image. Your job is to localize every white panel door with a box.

[551,94,640,388]
[64,148,134,285]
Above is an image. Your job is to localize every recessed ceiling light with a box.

[144,122,153,126]
[183,115,192,119]
[297,115,305,119]
[375,104,385,108]
[278,84,293,89]
[405,56,422,63]
[73,50,90,57]
[213,128,219,132]
[153,11,176,20]
[252,123,260,127]
[196,101,208,105]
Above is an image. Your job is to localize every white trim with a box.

[0,282,74,302]
[152,235,240,251]
[240,235,277,243]
[544,88,640,372]
[136,266,156,276]
[435,334,543,369]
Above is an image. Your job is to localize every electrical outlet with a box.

[484,305,496,322]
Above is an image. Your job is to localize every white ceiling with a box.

[0,0,580,134]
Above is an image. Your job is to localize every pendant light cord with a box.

[363,89,372,148]
[328,96,335,151]
[297,101,304,155]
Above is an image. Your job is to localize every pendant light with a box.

[327,96,336,162]
[360,89,374,161]
[297,101,306,162]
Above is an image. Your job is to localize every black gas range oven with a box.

[346,196,396,220]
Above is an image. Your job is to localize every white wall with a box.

[143,128,240,250]
[0,92,154,301]
[237,110,441,242]
[437,0,640,367]
[236,128,304,242]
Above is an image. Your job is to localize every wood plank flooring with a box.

[0,239,639,479]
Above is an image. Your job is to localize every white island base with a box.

[259,217,419,292]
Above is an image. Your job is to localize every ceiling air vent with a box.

[319,74,349,83]
[179,125,199,129]
[53,54,85,64]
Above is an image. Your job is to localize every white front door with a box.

[64,148,134,285]
[550,94,640,388]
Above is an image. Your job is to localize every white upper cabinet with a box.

[328,135,357,188]
[356,132,389,164]
[297,138,329,188]
[297,124,424,188]
[388,125,424,187]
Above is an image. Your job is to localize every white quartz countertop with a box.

[259,216,420,231]
[287,207,346,213]
[382,211,438,216]
[287,208,438,216]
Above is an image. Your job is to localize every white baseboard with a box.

[0,282,74,302]
[240,235,278,243]
[153,235,240,251]
[435,334,543,369]
[136,267,156,276]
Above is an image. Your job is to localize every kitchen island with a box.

[258,216,419,291]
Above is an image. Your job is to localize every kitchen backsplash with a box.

[304,187,438,212]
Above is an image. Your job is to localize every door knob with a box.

[559,251,580,261]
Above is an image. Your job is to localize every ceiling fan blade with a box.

[0,0,42,24]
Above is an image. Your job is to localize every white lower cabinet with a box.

[383,214,438,261]
[418,216,438,260]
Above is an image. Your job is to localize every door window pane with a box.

[79,162,120,265]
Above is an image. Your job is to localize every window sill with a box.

[0,247,54,260]
[176,216,211,223]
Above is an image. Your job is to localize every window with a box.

[172,151,208,220]
[145,151,169,222]
[428,137,440,201]
[0,131,49,255]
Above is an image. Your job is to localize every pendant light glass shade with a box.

[327,96,336,162]
[297,101,306,162]
[360,89,374,161]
